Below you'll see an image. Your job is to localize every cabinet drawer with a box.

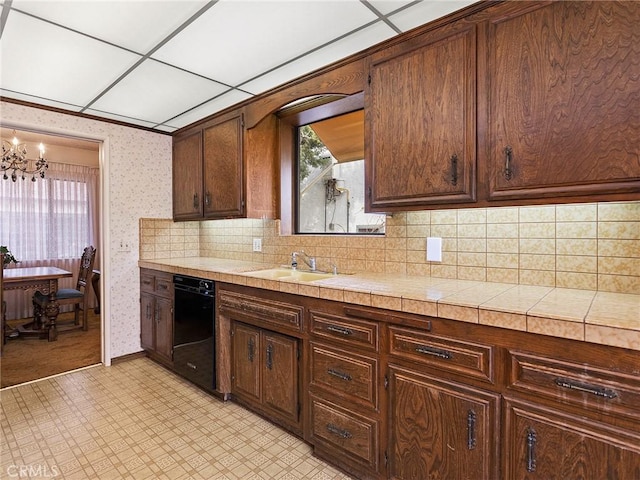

[310,311,378,351]
[389,326,494,384]
[140,271,155,294]
[154,274,173,298]
[508,350,640,421]
[310,343,378,409]
[310,396,378,471]
[219,291,303,333]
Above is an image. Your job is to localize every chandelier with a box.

[1,130,48,182]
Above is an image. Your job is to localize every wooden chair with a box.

[33,246,96,336]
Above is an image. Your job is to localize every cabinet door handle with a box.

[326,423,352,439]
[266,343,273,370]
[247,338,254,362]
[326,324,353,336]
[415,345,452,360]
[146,304,151,320]
[467,410,476,450]
[205,192,211,207]
[526,428,537,473]
[327,368,352,382]
[193,193,199,210]
[450,154,458,186]
[554,378,617,399]
[504,145,513,180]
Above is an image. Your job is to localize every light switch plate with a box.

[426,237,442,262]
[252,238,262,252]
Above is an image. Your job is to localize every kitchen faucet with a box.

[291,251,316,271]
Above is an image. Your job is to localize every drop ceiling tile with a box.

[89,59,229,125]
[0,89,84,113]
[366,0,415,16]
[152,0,379,87]
[388,1,477,32]
[0,11,142,107]
[242,22,396,96]
[82,109,160,130]
[168,90,254,129]
[10,0,210,53]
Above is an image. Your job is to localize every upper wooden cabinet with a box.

[172,110,277,221]
[366,21,477,211]
[202,113,244,218]
[483,1,640,202]
[172,129,203,220]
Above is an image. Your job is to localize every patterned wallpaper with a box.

[1,101,172,358]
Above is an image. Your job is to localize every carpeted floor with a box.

[0,310,101,388]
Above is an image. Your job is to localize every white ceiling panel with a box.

[167,90,254,129]
[152,0,378,86]
[0,1,479,132]
[0,10,141,107]
[82,109,161,130]
[90,59,229,125]
[367,1,415,16]
[242,21,397,96]
[388,1,477,32]
[10,0,210,54]
[0,89,84,112]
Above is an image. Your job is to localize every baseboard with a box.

[111,350,147,365]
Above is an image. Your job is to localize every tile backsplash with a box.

[140,201,640,294]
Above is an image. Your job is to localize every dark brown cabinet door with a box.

[172,130,203,220]
[263,331,299,425]
[388,365,499,480]
[155,296,173,362]
[486,1,640,201]
[231,322,261,403]
[366,22,476,211]
[504,398,640,480]
[203,113,244,218]
[140,293,154,352]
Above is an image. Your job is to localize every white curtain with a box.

[0,161,100,319]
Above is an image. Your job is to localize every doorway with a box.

[0,127,103,387]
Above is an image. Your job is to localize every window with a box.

[0,163,97,262]
[279,93,385,235]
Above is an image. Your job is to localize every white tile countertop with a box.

[139,257,640,352]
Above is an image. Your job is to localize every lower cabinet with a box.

[388,365,500,480]
[503,398,640,479]
[231,321,300,433]
[306,306,386,479]
[140,269,173,365]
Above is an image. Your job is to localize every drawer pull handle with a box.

[187,362,197,370]
[327,368,352,382]
[526,428,536,472]
[158,284,168,290]
[415,345,452,360]
[467,410,476,450]
[326,325,353,336]
[326,423,352,439]
[554,378,617,399]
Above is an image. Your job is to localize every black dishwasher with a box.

[173,275,216,392]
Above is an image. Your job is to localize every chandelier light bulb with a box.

[1,130,49,182]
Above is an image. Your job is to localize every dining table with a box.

[3,266,73,341]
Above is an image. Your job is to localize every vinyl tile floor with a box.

[0,357,355,479]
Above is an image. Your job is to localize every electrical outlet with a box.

[252,238,262,252]
[118,241,131,252]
